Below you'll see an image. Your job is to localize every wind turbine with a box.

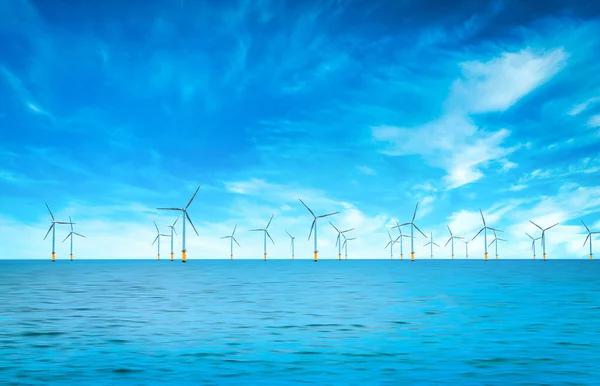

[384,231,400,259]
[250,215,275,261]
[397,202,427,261]
[530,220,559,260]
[472,209,502,261]
[341,233,357,260]
[391,221,411,259]
[488,229,507,259]
[62,216,85,261]
[152,221,170,260]
[581,221,598,260]
[424,232,440,259]
[43,203,73,262]
[330,222,354,260]
[166,216,180,261]
[444,225,464,260]
[461,240,470,259]
[221,224,240,260]
[157,185,200,263]
[286,231,295,260]
[299,199,339,262]
[525,232,542,259]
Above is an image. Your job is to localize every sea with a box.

[1,259,599,385]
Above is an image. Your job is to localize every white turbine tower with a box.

[472,209,502,261]
[384,231,400,260]
[166,216,180,261]
[43,203,73,262]
[488,229,507,259]
[341,233,357,260]
[444,225,464,260]
[581,221,598,260]
[286,231,296,260]
[330,222,354,260]
[250,215,275,261]
[525,232,542,260]
[221,224,240,260]
[398,202,427,261]
[424,232,440,259]
[157,186,200,263]
[461,240,470,259]
[62,216,85,261]
[391,221,411,260]
[299,199,339,262]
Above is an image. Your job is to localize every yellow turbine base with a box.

[466,255,468,260]
[452,254,454,260]
[533,255,536,260]
[52,252,55,262]
[543,253,546,261]
[158,254,160,261]
[314,251,318,262]
[264,253,267,261]
[230,254,233,260]
[292,254,294,260]
[411,252,415,261]
[70,254,73,261]
[430,255,433,260]
[400,254,403,260]
[338,254,341,261]
[170,253,174,261]
[496,255,498,260]
[182,250,187,263]
[484,252,488,261]
[590,254,593,260]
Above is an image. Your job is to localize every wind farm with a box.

[43,203,73,262]
[581,221,598,260]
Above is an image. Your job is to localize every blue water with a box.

[1,260,599,385]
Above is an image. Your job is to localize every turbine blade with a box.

[388,231,392,241]
[489,239,496,247]
[335,234,339,247]
[530,220,543,231]
[433,243,440,247]
[220,236,229,239]
[45,203,55,221]
[173,226,179,237]
[498,238,507,242]
[249,229,263,232]
[233,237,241,247]
[385,241,391,248]
[329,221,340,233]
[308,219,316,240]
[480,209,486,226]
[69,216,73,232]
[154,221,160,233]
[157,208,182,211]
[286,230,292,239]
[447,225,452,236]
[444,238,451,247]
[581,220,590,233]
[266,214,274,229]
[185,185,201,209]
[472,228,484,241]
[232,223,237,236]
[455,236,464,239]
[160,234,170,237]
[74,233,86,238]
[583,234,591,247]
[525,232,533,240]
[55,222,72,225]
[347,238,357,241]
[397,222,410,227]
[488,227,503,232]
[62,233,72,243]
[342,228,354,233]
[266,231,275,244]
[317,212,339,218]
[423,242,430,247]
[152,235,158,246]
[413,224,427,238]
[546,223,559,231]
[186,212,199,236]
[298,199,315,217]
[412,202,419,222]
[43,223,54,240]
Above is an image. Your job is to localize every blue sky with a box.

[1,0,600,259]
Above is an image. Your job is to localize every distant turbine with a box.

[488,229,507,259]
[250,214,275,261]
[530,220,559,260]
[424,232,440,259]
[299,199,339,262]
[43,203,73,262]
[166,216,180,261]
[397,202,427,261]
[221,224,240,260]
[472,209,503,261]
[384,231,400,260]
[461,240,470,259]
[391,221,411,259]
[581,221,598,260]
[286,231,295,260]
[341,234,357,260]
[330,222,354,260]
[444,225,464,260]
[525,232,542,259]
[62,216,85,261]
[157,185,200,263]
[152,221,170,260]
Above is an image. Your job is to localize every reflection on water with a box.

[1,260,599,384]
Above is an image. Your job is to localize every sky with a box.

[1,0,600,260]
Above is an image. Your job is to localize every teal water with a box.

[0,260,599,385]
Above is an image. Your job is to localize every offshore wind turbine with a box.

[398,202,427,261]
[530,220,559,260]
[444,225,464,260]
[461,240,470,259]
[152,221,170,260]
[384,231,400,260]
[341,234,357,260]
[157,185,200,263]
[43,203,73,262]
[250,215,275,261]
[581,221,598,260]
[221,224,240,260]
[472,209,502,261]
[330,222,354,260]
[488,229,507,259]
[391,221,411,259]
[166,216,180,261]
[525,232,542,259]
[62,216,85,261]
[299,199,339,262]
[286,231,295,260]
[424,232,440,259]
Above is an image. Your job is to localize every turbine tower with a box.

[330,222,354,260]
[62,216,85,261]
[250,215,275,261]
[397,202,427,261]
[391,221,411,259]
[152,221,170,260]
[472,209,502,261]
[525,232,541,259]
[43,203,73,262]
[461,240,470,259]
[444,225,464,260]
[488,229,507,259]
[384,231,400,260]
[221,224,240,260]
[286,231,295,260]
[157,185,200,263]
[299,199,339,262]
[166,216,180,261]
[341,234,357,260]
[529,220,559,260]
[581,221,598,260]
[424,232,440,259]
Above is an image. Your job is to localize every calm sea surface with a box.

[1,259,599,385]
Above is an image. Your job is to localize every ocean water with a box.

[0,259,599,385]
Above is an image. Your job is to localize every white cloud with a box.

[356,165,375,175]
[568,96,600,116]
[588,114,600,128]
[509,184,527,191]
